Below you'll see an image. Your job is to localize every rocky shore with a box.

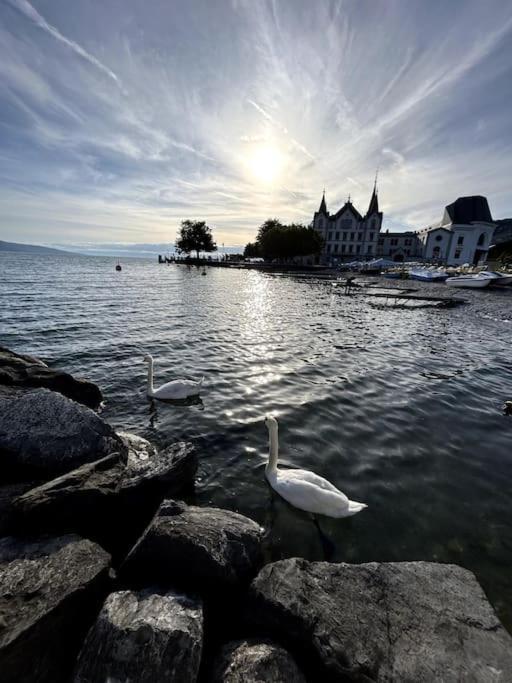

[1,345,511,682]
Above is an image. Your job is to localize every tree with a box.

[175,220,217,259]
[256,221,323,261]
[243,242,260,258]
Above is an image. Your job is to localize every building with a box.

[377,231,423,261]
[416,196,496,266]
[487,218,512,267]
[312,183,382,263]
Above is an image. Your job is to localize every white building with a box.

[312,184,383,263]
[417,196,496,266]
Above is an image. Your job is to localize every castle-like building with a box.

[312,183,383,263]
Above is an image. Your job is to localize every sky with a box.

[1,0,512,250]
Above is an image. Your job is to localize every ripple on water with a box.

[1,252,512,630]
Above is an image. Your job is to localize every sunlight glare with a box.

[247,145,285,184]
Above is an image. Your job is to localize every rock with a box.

[12,441,197,556]
[0,481,39,535]
[212,639,306,683]
[0,386,125,479]
[0,535,111,683]
[0,346,102,409]
[247,558,512,682]
[119,431,158,463]
[74,589,203,683]
[123,500,263,591]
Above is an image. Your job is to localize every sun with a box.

[247,145,285,184]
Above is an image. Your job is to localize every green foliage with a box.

[175,220,217,259]
[246,219,323,261]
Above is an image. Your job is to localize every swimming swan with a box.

[143,354,203,400]
[264,415,367,518]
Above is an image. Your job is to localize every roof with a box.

[443,196,493,225]
[332,201,363,221]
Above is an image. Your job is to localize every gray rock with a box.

[0,386,124,478]
[0,346,102,408]
[123,500,263,591]
[74,589,203,683]
[0,535,111,683]
[0,481,39,535]
[12,442,197,555]
[212,639,306,683]
[119,431,158,463]
[247,558,512,682]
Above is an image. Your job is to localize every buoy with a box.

[116,262,122,272]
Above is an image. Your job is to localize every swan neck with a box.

[146,358,154,396]
[266,425,279,476]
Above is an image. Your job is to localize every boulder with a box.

[0,346,102,409]
[212,639,306,683]
[0,481,39,535]
[122,500,263,591]
[12,441,197,556]
[0,386,124,479]
[247,558,512,682]
[0,535,111,683]
[74,589,203,683]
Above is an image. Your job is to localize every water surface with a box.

[1,252,511,628]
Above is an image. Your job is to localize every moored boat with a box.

[477,271,512,286]
[445,274,490,288]
[409,267,448,282]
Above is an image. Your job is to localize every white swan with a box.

[264,416,367,518]
[143,354,203,400]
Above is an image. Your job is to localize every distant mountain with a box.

[0,240,74,255]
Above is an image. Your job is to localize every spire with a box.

[367,171,379,216]
[318,190,327,214]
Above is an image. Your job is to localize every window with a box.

[335,232,340,241]
[319,218,324,228]
[342,232,347,241]
[371,219,376,229]
[454,249,461,258]
[327,244,331,253]
[350,232,355,241]
[341,219,352,229]
[356,245,361,254]
[349,244,353,253]
[457,236,464,246]
[435,234,443,242]
[378,238,384,245]
[334,244,339,253]
[369,233,374,241]
[357,233,362,241]
[341,244,346,253]
[391,238,398,246]
[477,232,485,246]
[328,232,332,241]
[367,245,373,254]
[433,246,441,257]
[405,238,411,246]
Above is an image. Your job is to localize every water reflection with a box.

[1,253,512,630]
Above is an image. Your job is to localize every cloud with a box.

[5,0,121,85]
[1,0,512,246]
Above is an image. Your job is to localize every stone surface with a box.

[247,558,512,682]
[74,589,203,683]
[0,386,124,478]
[212,639,306,683]
[0,481,38,535]
[12,441,197,554]
[0,535,111,683]
[0,346,102,408]
[123,500,263,591]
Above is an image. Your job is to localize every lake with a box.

[1,252,511,629]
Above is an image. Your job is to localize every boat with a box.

[409,267,448,282]
[477,271,512,286]
[445,274,490,288]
